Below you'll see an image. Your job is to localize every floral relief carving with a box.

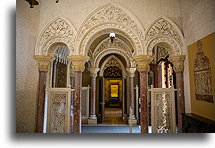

[147,37,180,56]
[93,38,132,57]
[80,5,143,40]
[37,18,76,55]
[104,57,122,71]
[79,23,142,55]
[91,38,134,68]
[146,18,182,46]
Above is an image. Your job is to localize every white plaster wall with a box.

[16,1,40,132]
[181,0,215,113]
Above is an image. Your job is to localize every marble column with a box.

[68,55,89,133]
[88,68,100,125]
[134,55,153,133]
[169,55,186,133]
[34,55,52,133]
[126,68,137,125]
[70,70,75,133]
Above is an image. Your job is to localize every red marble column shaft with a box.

[70,76,75,133]
[175,71,185,133]
[36,71,47,133]
[129,76,135,116]
[73,71,82,133]
[90,77,96,116]
[139,71,148,133]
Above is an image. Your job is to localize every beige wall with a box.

[16,1,40,132]
[188,33,215,120]
[181,0,215,116]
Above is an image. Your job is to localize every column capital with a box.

[34,55,52,71]
[88,67,100,77]
[68,55,90,72]
[134,55,153,72]
[126,68,136,77]
[169,55,186,72]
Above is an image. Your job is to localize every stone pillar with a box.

[134,55,153,133]
[34,55,52,133]
[169,55,186,133]
[126,68,137,125]
[68,55,89,133]
[88,67,100,125]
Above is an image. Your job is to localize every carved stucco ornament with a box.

[78,4,144,55]
[146,18,183,56]
[68,55,90,72]
[146,18,182,46]
[169,55,185,72]
[34,55,53,71]
[134,55,153,72]
[36,18,76,55]
[193,40,213,103]
[92,38,134,68]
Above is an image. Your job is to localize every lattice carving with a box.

[47,89,71,133]
[194,40,213,103]
[104,66,122,78]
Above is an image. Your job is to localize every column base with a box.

[88,115,97,125]
[128,116,137,125]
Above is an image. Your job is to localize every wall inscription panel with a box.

[194,40,213,103]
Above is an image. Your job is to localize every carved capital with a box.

[126,68,136,77]
[134,55,153,72]
[68,55,90,72]
[169,55,186,72]
[88,67,100,77]
[34,55,52,71]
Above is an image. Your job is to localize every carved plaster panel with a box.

[36,18,76,56]
[147,37,180,56]
[79,4,144,40]
[146,18,182,46]
[79,23,142,56]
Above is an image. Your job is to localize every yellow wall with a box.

[188,32,215,120]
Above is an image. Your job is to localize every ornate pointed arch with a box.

[99,55,126,77]
[35,16,77,56]
[91,38,135,68]
[77,3,145,55]
[145,17,185,56]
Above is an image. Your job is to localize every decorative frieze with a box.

[68,55,90,72]
[34,55,52,71]
[169,55,186,72]
[134,55,153,72]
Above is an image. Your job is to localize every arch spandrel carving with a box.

[35,17,77,56]
[77,3,145,56]
[145,17,184,56]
